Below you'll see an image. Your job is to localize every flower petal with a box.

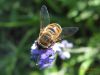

[31,43,37,49]
[61,40,73,48]
[52,43,62,53]
[60,51,71,59]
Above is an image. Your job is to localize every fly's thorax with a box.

[37,32,53,48]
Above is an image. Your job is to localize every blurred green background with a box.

[0,0,100,75]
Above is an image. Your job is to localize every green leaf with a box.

[79,59,93,75]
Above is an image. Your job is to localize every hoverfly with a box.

[36,5,78,49]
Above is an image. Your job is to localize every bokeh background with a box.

[0,0,100,75]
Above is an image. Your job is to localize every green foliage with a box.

[88,34,100,47]
[0,0,100,75]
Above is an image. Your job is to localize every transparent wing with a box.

[40,5,50,30]
[60,27,79,39]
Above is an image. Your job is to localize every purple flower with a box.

[31,41,55,69]
[53,40,73,59]
[61,40,73,48]
[31,40,73,69]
